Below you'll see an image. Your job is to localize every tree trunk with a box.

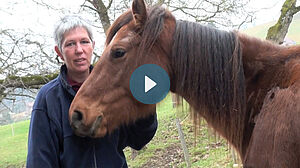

[266,0,300,44]
[90,0,112,34]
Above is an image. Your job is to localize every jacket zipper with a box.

[93,145,97,168]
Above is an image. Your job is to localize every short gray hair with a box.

[54,15,94,52]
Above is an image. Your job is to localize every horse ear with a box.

[132,0,147,28]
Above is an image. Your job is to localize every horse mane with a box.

[171,20,247,150]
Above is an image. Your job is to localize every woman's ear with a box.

[55,46,64,61]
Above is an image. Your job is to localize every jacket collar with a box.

[59,64,93,97]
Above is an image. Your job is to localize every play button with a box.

[130,64,170,104]
[145,76,156,93]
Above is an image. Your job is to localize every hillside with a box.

[242,17,300,44]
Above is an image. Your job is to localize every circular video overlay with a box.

[130,64,170,104]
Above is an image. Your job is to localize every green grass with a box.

[124,93,181,167]
[0,120,29,168]
[0,94,237,167]
[124,94,236,167]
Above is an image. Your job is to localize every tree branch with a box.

[0,73,58,89]
[294,5,300,14]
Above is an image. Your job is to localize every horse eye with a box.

[112,49,126,59]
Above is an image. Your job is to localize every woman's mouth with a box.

[74,58,86,64]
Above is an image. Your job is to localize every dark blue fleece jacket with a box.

[26,65,157,168]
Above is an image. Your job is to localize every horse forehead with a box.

[111,27,135,44]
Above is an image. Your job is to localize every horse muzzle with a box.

[70,110,105,137]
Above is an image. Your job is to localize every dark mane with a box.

[137,6,166,59]
[171,20,247,149]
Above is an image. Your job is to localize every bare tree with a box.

[82,0,254,31]
[0,28,59,103]
[82,0,113,34]
[167,0,253,28]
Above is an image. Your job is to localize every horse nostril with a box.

[97,116,102,122]
[73,110,83,121]
[72,110,83,129]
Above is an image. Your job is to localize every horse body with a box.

[236,35,300,167]
[69,0,300,166]
[245,84,300,167]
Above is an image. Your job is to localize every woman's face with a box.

[56,27,94,75]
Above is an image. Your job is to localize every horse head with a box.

[69,0,175,137]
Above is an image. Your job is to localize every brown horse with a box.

[69,0,300,166]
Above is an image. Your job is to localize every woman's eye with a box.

[81,40,90,44]
[66,42,75,47]
[112,49,126,59]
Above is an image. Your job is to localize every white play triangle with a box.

[145,75,157,93]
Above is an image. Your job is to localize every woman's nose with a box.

[75,43,83,53]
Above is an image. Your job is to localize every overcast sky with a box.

[1,0,290,30]
[247,0,285,26]
[1,1,88,38]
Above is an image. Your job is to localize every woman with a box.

[26,15,157,168]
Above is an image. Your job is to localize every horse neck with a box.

[239,33,300,90]
[238,33,289,108]
[169,22,247,157]
[170,26,298,158]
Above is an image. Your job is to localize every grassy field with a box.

[0,94,237,168]
[0,120,29,168]
[125,94,236,167]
